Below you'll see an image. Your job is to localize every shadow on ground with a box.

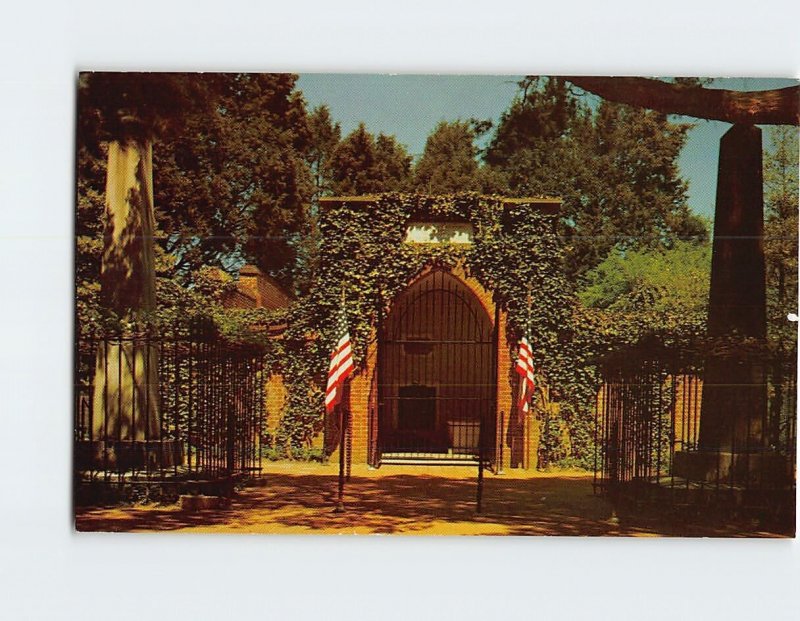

[75,467,790,537]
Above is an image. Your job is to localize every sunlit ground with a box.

[75,462,791,537]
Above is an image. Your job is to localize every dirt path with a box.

[75,462,787,536]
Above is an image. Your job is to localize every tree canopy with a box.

[305,105,342,202]
[412,120,484,193]
[328,123,412,195]
[763,126,799,354]
[78,72,716,310]
[580,241,710,326]
[78,73,314,297]
[484,77,707,278]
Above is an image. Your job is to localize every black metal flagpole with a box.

[335,404,346,512]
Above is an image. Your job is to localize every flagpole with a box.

[520,280,531,470]
[335,403,346,513]
[524,283,532,469]
[526,282,532,341]
[334,287,347,513]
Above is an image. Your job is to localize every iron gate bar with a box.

[594,347,796,525]
[74,325,267,503]
[377,269,497,463]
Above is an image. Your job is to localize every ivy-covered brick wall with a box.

[270,193,588,467]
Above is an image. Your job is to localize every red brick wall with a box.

[223,288,258,309]
[344,330,378,463]
[238,273,292,310]
[324,262,525,469]
[261,262,537,469]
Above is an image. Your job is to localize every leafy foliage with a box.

[77,72,217,143]
[77,72,315,334]
[305,105,342,202]
[763,126,799,358]
[78,73,314,293]
[152,74,314,289]
[412,120,484,193]
[274,193,579,453]
[580,242,710,328]
[328,123,412,195]
[484,77,707,280]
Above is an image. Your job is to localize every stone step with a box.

[380,454,481,466]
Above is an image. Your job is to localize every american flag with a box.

[325,310,354,413]
[515,334,536,415]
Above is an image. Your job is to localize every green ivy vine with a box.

[275,192,586,462]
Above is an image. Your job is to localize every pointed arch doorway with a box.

[375,269,497,464]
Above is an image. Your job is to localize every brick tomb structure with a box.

[317,196,562,471]
[239,195,564,471]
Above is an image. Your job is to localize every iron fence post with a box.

[477,412,485,513]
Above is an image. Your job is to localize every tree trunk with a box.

[566,77,800,126]
[99,139,157,313]
[92,139,160,444]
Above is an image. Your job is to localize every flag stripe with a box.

[325,310,354,413]
[515,333,536,415]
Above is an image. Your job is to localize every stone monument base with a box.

[673,450,791,486]
[75,439,183,471]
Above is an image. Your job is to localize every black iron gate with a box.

[74,323,266,504]
[374,269,497,464]
[593,347,796,527]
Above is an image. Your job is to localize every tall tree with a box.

[763,125,799,443]
[485,77,579,168]
[78,72,214,447]
[412,120,483,193]
[153,73,313,288]
[78,73,212,316]
[329,123,411,194]
[305,104,342,202]
[79,73,314,294]
[374,133,413,190]
[294,105,342,294]
[764,126,799,350]
[485,77,706,279]
[75,99,107,323]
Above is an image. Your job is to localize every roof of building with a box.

[223,265,294,311]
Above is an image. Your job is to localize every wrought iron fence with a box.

[593,347,796,522]
[74,323,266,503]
[373,269,498,466]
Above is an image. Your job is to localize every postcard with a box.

[74,74,798,536]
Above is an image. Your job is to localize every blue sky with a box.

[297,75,798,219]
